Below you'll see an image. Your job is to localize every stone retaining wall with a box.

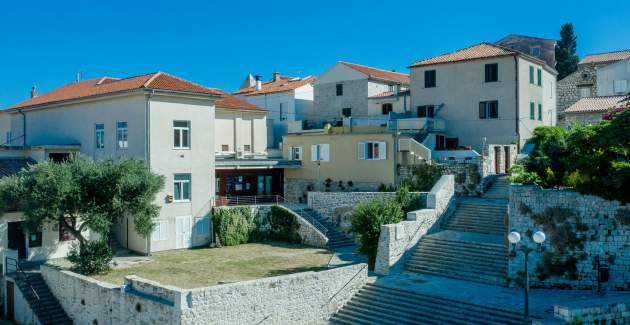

[41,263,368,325]
[551,300,630,325]
[374,175,455,275]
[284,178,380,203]
[508,184,630,290]
[439,162,483,196]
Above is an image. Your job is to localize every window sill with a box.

[173,147,191,150]
[173,200,191,203]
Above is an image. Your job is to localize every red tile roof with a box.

[579,50,630,65]
[234,76,317,96]
[9,72,222,110]
[565,96,627,113]
[410,43,516,68]
[368,89,410,99]
[215,90,265,112]
[340,62,410,84]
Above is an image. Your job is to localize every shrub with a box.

[351,200,404,269]
[395,183,423,213]
[212,207,255,246]
[267,206,301,244]
[67,240,113,275]
[408,162,442,191]
[508,164,542,185]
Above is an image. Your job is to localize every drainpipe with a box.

[514,56,520,149]
[18,109,26,147]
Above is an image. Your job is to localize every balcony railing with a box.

[216,195,284,206]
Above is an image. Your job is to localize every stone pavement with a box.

[374,272,630,323]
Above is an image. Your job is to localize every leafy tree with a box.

[351,200,404,269]
[524,127,569,188]
[395,183,423,213]
[555,23,579,80]
[408,162,442,191]
[0,155,164,248]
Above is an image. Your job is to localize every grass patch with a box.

[93,242,331,289]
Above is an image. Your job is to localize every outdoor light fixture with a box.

[509,230,546,324]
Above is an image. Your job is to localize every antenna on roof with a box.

[75,71,81,83]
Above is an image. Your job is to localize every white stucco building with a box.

[1,72,221,256]
[597,57,630,96]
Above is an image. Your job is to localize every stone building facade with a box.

[557,64,598,124]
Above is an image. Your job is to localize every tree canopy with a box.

[555,23,579,80]
[0,155,165,246]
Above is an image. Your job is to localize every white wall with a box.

[597,58,630,96]
[148,95,215,252]
[215,109,267,154]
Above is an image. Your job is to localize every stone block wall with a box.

[41,263,368,325]
[552,301,630,325]
[374,175,454,275]
[557,64,598,124]
[284,177,380,203]
[508,184,630,290]
[439,162,483,196]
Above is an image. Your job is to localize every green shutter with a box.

[530,102,535,120]
[538,104,543,121]
[537,69,542,86]
[529,66,534,84]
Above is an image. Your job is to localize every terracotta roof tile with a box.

[215,90,265,111]
[579,50,630,65]
[234,76,317,96]
[565,96,627,113]
[8,72,221,110]
[340,62,410,84]
[368,89,410,99]
[410,43,516,68]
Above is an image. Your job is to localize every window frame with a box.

[479,101,499,119]
[243,144,251,152]
[530,46,541,57]
[116,121,128,150]
[529,66,535,84]
[538,103,543,121]
[152,220,169,241]
[173,120,191,149]
[358,141,387,161]
[485,63,499,83]
[342,107,352,117]
[336,83,343,96]
[382,103,393,115]
[173,173,192,202]
[95,123,105,149]
[530,102,536,120]
[290,146,303,161]
[537,68,542,86]
[424,70,436,88]
[221,144,230,152]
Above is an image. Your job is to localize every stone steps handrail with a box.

[278,200,329,236]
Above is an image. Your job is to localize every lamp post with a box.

[508,230,546,325]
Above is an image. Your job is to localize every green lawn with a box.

[93,242,332,289]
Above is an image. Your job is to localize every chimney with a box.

[30,85,37,98]
[272,71,280,82]
[255,75,262,91]
[76,71,81,83]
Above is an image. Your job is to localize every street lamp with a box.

[508,230,546,324]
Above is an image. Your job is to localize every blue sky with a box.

[1,0,629,108]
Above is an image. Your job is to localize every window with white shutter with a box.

[311,145,319,161]
[320,144,330,162]
[361,141,387,160]
[378,141,387,160]
[358,142,366,160]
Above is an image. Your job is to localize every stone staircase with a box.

[329,283,523,325]
[301,207,356,250]
[14,271,72,325]
[441,201,507,235]
[483,176,510,199]
[405,233,508,285]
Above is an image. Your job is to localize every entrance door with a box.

[7,222,26,259]
[504,146,511,172]
[175,216,192,249]
[494,146,501,174]
[6,281,14,321]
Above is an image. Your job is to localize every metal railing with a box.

[5,257,49,324]
[277,200,329,236]
[216,195,284,206]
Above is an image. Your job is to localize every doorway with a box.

[494,146,501,174]
[7,222,26,259]
[175,216,192,249]
[504,146,511,172]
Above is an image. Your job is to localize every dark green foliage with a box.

[212,207,256,246]
[508,164,543,185]
[267,206,301,244]
[351,200,404,269]
[0,155,164,245]
[408,162,442,191]
[616,209,630,226]
[555,23,579,80]
[67,240,113,275]
[378,183,396,192]
[455,173,466,184]
[395,183,424,213]
[524,127,569,188]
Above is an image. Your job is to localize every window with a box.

[28,230,42,247]
[388,84,395,92]
[529,66,535,84]
[279,103,286,120]
[479,101,498,119]
[537,69,542,86]
[382,103,393,115]
[5,131,12,145]
[579,86,591,98]
[485,63,498,82]
[152,220,169,241]
[445,138,459,150]
[243,144,251,152]
[173,120,190,149]
[289,146,303,160]
[173,173,191,202]
[417,105,435,118]
[59,218,76,242]
[310,144,330,162]
[221,144,229,152]
[195,217,210,236]
[613,80,628,95]
[435,134,445,150]
[336,84,343,96]
[95,124,105,149]
[358,141,387,160]
[117,121,128,149]
[342,107,352,117]
[49,153,70,162]
[530,102,535,120]
[530,47,541,57]
[424,70,436,88]
[538,103,543,121]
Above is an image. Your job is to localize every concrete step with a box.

[14,272,72,325]
[406,258,507,277]
[405,264,508,286]
[420,237,507,251]
[411,251,507,269]
[442,225,505,235]
[413,245,507,262]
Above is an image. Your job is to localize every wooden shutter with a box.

[479,102,486,119]
[288,146,294,160]
[321,144,330,162]
[311,145,318,161]
[379,142,387,160]
[296,147,303,160]
[358,142,365,160]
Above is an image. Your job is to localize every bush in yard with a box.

[408,162,442,191]
[351,200,404,269]
[508,164,542,185]
[395,183,423,213]
[67,240,113,275]
[212,207,255,246]
[267,206,301,244]
[524,126,570,188]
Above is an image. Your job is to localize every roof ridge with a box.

[143,72,217,93]
[142,72,164,88]
[340,61,409,76]
[96,76,120,85]
[584,49,630,57]
[410,42,500,66]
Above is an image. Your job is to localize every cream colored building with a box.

[1,72,220,256]
[410,43,557,152]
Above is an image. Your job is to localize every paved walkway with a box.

[327,245,367,267]
[374,272,630,323]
